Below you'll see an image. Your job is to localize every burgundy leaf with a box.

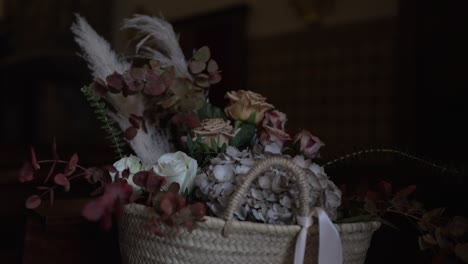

[121,168,130,179]
[25,195,41,209]
[193,46,210,62]
[167,182,180,194]
[208,72,222,84]
[125,127,138,140]
[89,78,108,96]
[54,173,69,186]
[207,59,219,73]
[189,60,206,74]
[66,153,79,176]
[82,198,107,221]
[161,67,174,87]
[145,173,167,193]
[106,72,125,93]
[144,69,166,96]
[129,115,140,129]
[104,165,117,174]
[19,162,34,183]
[30,147,40,170]
[132,171,149,187]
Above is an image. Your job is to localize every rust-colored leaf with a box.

[125,127,138,140]
[25,195,41,209]
[19,162,34,183]
[54,173,69,186]
[189,60,206,74]
[66,153,79,176]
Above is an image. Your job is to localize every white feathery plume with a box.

[71,14,130,80]
[122,15,191,80]
[109,112,173,164]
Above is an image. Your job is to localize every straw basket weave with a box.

[119,156,381,264]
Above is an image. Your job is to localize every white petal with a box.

[213,164,235,182]
[258,175,272,189]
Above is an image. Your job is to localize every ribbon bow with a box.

[294,207,343,264]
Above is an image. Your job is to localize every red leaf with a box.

[133,171,148,187]
[106,72,124,93]
[82,198,107,221]
[25,195,42,209]
[90,78,109,96]
[104,165,117,174]
[54,173,69,186]
[66,153,79,176]
[189,60,206,74]
[208,72,222,84]
[30,147,40,170]
[129,115,140,129]
[145,173,167,193]
[125,127,138,140]
[168,182,180,194]
[144,69,167,96]
[121,168,130,179]
[19,162,34,183]
[207,59,219,73]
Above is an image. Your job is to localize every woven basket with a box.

[119,156,381,264]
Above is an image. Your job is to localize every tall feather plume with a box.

[71,14,130,80]
[122,15,191,80]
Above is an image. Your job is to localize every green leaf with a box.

[210,138,218,152]
[186,133,194,152]
[246,112,257,124]
[193,46,210,63]
[229,122,256,148]
[220,143,227,153]
[197,103,227,121]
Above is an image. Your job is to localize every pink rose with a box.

[262,110,287,130]
[293,130,324,159]
[259,126,291,147]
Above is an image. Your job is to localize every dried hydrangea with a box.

[195,146,341,224]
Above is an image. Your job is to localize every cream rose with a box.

[193,118,238,149]
[110,154,149,192]
[224,90,274,124]
[152,151,198,194]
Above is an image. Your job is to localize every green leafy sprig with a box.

[81,86,127,158]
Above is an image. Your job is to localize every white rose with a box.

[110,154,150,193]
[153,151,198,194]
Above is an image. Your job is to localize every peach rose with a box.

[193,118,238,148]
[224,90,274,124]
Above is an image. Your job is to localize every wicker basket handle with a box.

[222,156,313,237]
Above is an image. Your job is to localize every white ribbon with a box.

[294,207,343,264]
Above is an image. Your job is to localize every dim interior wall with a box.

[247,19,397,156]
[113,0,397,40]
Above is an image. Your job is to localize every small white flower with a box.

[110,154,148,193]
[212,164,235,182]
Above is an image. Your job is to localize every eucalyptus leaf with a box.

[197,103,227,121]
[193,46,210,62]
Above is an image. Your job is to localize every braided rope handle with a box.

[222,156,318,237]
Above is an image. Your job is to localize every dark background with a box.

[0,0,467,263]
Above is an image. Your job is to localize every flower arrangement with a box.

[19,14,467,264]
